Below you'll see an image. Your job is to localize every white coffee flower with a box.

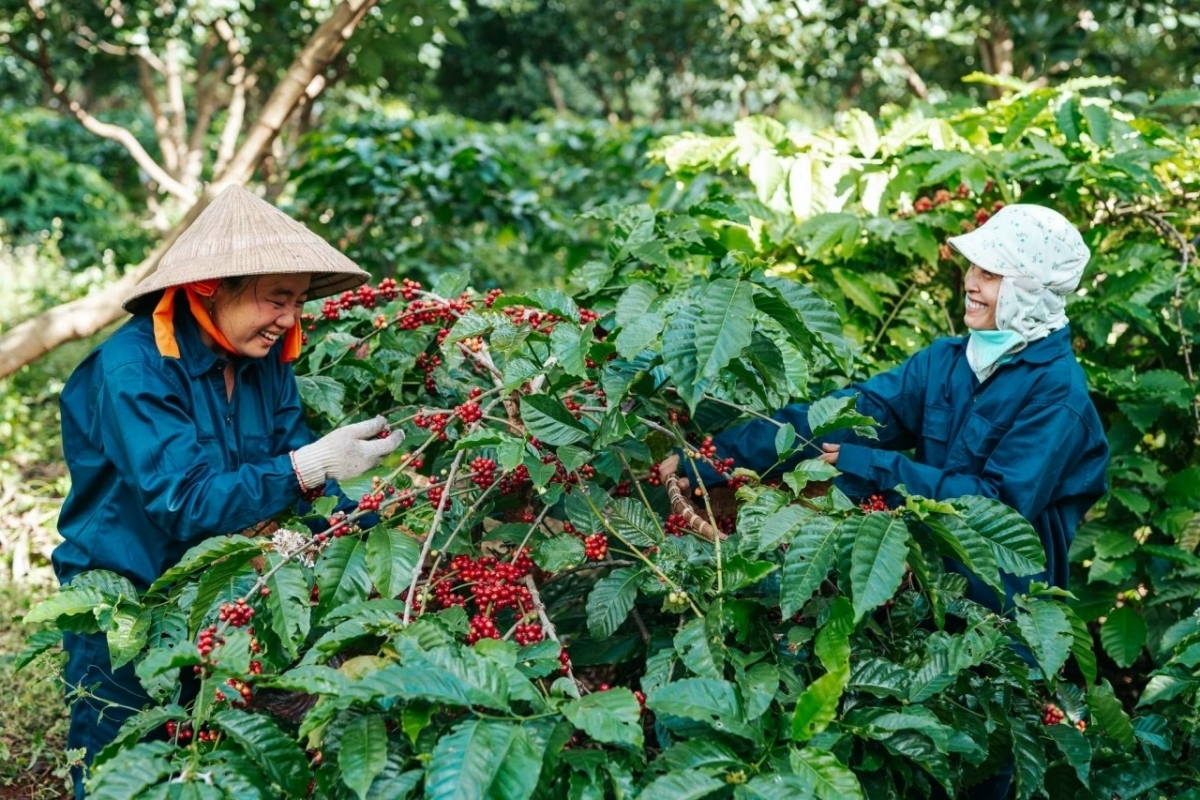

[269,528,316,567]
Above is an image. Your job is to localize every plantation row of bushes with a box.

[13,78,1200,797]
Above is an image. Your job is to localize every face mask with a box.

[966,329,1026,383]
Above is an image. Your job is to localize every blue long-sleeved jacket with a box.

[692,326,1109,608]
[54,305,350,590]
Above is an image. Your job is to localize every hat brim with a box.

[121,186,370,313]
[123,266,367,314]
[947,229,1023,278]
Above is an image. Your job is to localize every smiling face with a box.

[963,264,1002,331]
[208,273,311,358]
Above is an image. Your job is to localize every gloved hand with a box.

[291,416,404,491]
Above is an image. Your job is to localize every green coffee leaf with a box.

[674,616,723,680]
[791,747,864,800]
[1099,605,1147,669]
[23,586,106,625]
[779,515,839,617]
[425,719,544,800]
[366,527,422,600]
[586,567,640,638]
[533,535,586,573]
[648,677,760,741]
[339,715,389,800]
[562,688,643,748]
[694,278,755,379]
[952,496,1045,576]
[1016,600,1073,677]
[212,709,310,798]
[806,395,877,439]
[846,514,911,621]
[1045,723,1091,784]
[1086,680,1135,748]
[520,394,590,446]
[315,536,371,625]
[261,553,311,661]
[297,375,346,421]
[636,771,723,800]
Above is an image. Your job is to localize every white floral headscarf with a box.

[948,204,1091,344]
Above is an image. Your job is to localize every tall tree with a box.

[0,0,444,378]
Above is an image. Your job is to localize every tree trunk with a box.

[540,60,567,113]
[977,14,1014,97]
[0,0,378,380]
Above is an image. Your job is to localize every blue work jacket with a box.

[54,305,350,591]
[693,326,1109,609]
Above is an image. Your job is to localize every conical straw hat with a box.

[123,185,370,312]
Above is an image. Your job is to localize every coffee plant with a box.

[27,212,1141,798]
[20,78,1200,798]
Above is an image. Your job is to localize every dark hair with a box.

[218,275,257,299]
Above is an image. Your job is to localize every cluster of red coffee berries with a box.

[359,477,398,511]
[196,625,220,656]
[428,551,540,645]
[498,464,530,496]
[860,494,889,513]
[413,410,452,440]
[513,622,545,645]
[583,533,608,561]
[498,304,562,336]
[686,435,735,476]
[218,598,255,627]
[665,513,689,537]
[420,551,538,638]
[558,647,572,675]
[358,491,385,512]
[397,293,474,333]
[470,456,497,490]
[399,278,422,301]
[484,288,504,306]
[165,721,193,742]
[1041,703,1066,725]
[455,393,484,424]
[646,464,664,487]
[540,452,594,492]
[414,352,441,393]
[467,614,500,645]
[317,279,398,320]
[221,677,254,707]
[426,479,445,509]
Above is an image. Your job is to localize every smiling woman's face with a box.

[208,273,311,358]
[963,264,1001,331]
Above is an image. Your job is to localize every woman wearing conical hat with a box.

[52,186,403,797]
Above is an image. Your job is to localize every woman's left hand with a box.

[818,443,840,466]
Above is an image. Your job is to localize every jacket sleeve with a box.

[836,401,1090,521]
[98,361,305,541]
[688,347,931,486]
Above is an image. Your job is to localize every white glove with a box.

[291,417,404,491]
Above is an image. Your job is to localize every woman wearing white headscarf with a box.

[662,203,1109,800]
[675,204,1109,612]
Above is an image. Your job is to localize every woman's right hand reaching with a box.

[291,416,404,491]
